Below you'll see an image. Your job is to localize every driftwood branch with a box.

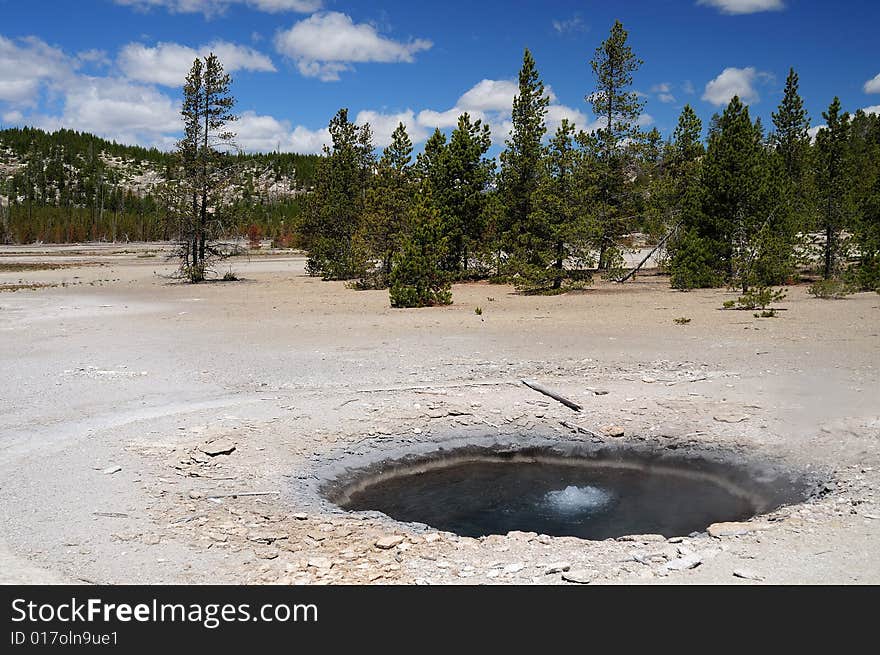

[205,491,279,500]
[357,380,517,394]
[617,221,683,283]
[559,420,603,439]
[520,379,582,412]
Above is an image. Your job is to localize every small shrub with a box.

[673,317,691,324]
[222,270,238,281]
[808,278,854,299]
[474,307,483,316]
[246,224,263,249]
[723,286,786,311]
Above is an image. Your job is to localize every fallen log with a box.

[521,379,582,412]
[617,221,682,283]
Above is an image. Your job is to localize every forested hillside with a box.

[0,126,320,245]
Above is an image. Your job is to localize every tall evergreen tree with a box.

[847,110,880,289]
[815,97,852,279]
[516,120,592,291]
[172,53,238,282]
[499,49,550,266]
[303,108,375,280]
[771,68,811,181]
[687,96,788,291]
[358,122,414,286]
[433,113,493,274]
[589,20,645,270]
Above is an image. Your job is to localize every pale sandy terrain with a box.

[0,243,878,584]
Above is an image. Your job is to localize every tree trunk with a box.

[824,224,834,280]
[553,239,564,289]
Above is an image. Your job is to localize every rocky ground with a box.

[0,244,878,584]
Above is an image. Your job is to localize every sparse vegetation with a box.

[723,286,787,311]
[808,278,855,299]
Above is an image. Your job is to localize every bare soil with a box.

[0,243,877,584]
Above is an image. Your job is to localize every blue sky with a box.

[0,0,878,154]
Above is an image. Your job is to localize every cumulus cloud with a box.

[651,83,676,103]
[274,12,432,81]
[0,36,75,106]
[697,0,785,14]
[21,76,182,147]
[0,34,182,145]
[702,66,768,106]
[354,109,430,148]
[118,41,275,86]
[234,110,329,153]
[415,78,609,146]
[112,0,321,17]
[864,73,880,94]
[863,105,880,115]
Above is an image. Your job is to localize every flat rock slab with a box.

[707,521,774,538]
[562,569,595,584]
[618,534,666,543]
[375,535,405,550]
[664,554,702,572]
[198,440,236,456]
[733,568,765,581]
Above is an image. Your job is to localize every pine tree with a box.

[516,120,592,292]
[303,108,375,280]
[772,68,811,181]
[848,110,880,289]
[693,96,788,292]
[172,53,238,282]
[434,113,493,274]
[815,97,852,279]
[499,49,550,267]
[389,192,452,308]
[359,122,414,287]
[589,20,645,270]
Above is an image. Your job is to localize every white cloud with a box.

[47,76,182,145]
[545,104,589,133]
[416,108,470,130]
[112,0,321,17]
[697,0,785,15]
[864,73,880,94]
[0,34,182,146]
[414,78,612,147]
[702,66,765,106]
[863,105,880,115]
[0,36,75,106]
[234,110,329,153]
[118,41,275,86]
[354,109,430,148]
[807,125,823,141]
[651,83,676,103]
[2,110,24,123]
[682,80,696,95]
[77,49,111,67]
[552,15,586,34]
[274,12,432,81]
